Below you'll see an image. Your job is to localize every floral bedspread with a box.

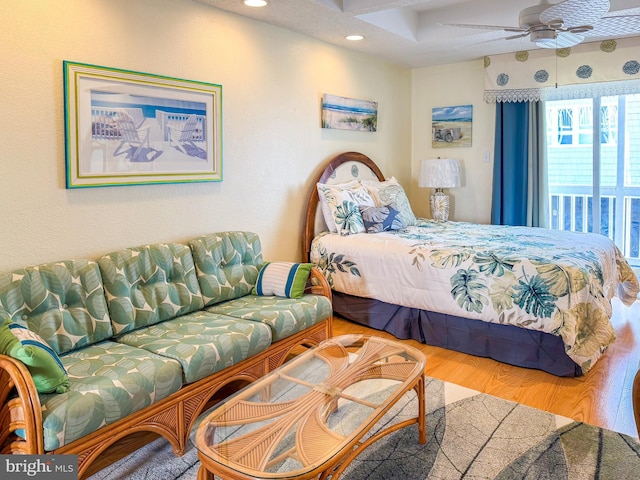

[310,220,639,372]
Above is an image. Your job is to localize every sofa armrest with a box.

[306,267,332,302]
[0,354,44,454]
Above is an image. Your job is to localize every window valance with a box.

[484,36,640,103]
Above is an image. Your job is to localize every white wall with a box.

[411,61,495,223]
[0,0,412,271]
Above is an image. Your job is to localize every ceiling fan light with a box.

[535,38,558,48]
[531,28,556,48]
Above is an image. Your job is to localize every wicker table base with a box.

[195,334,426,480]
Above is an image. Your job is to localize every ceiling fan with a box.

[444,0,640,48]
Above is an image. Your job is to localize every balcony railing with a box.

[549,185,640,266]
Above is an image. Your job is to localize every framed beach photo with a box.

[321,94,378,132]
[63,61,222,188]
[431,104,472,148]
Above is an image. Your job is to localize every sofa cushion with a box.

[115,311,272,384]
[205,294,332,342]
[98,243,204,335]
[0,318,69,393]
[39,341,183,450]
[188,232,263,307]
[0,260,113,355]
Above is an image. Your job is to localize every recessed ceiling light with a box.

[244,0,268,7]
[346,35,365,41]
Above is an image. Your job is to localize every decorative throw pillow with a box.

[359,205,407,233]
[362,177,417,227]
[317,183,375,235]
[317,180,360,233]
[0,318,69,394]
[252,262,314,299]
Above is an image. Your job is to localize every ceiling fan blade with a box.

[541,30,585,47]
[505,32,530,40]
[540,0,610,29]
[440,22,526,33]
[554,30,586,47]
[450,31,519,49]
[586,15,640,37]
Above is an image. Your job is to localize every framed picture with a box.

[63,61,222,188]
[432,104,472,148]
[321,94,378,132]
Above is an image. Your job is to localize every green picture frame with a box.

[64,61,223,188]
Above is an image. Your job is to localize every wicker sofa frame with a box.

[0,238,332,479]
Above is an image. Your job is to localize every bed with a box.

[303,151,640,377]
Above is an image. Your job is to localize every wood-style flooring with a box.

[334,297,640,439]
[86,298,640,477]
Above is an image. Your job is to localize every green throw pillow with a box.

[0,318,70,394]
[252,262,313,299]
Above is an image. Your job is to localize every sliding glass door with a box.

[545,94,640,266]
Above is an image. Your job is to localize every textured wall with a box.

[411,61,495,223]
[0,0,412,271]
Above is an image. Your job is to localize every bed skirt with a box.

[333,291,582,377]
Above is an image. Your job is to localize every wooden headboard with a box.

[302,152,385,261]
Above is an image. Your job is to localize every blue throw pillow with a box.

[359,205,407,233]
[252,262,313,298]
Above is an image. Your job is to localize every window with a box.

[558,107,573,144]
[545,94,640,265]
[546,99,618,147]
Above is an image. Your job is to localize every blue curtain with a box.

[491,102,530,226]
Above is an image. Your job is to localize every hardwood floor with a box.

[333,297,640,438]
[86,299,640,477]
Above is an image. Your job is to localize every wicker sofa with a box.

[0,231,333,478]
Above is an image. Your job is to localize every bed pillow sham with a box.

[359,205,407,233]
[317,182,375,235]
[362,177,417,227]
[316,180,360,233]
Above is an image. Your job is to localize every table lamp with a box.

[419,158,461,221]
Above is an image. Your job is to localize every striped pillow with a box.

[252,262,313,298]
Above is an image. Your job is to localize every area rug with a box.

[88,376,640,479]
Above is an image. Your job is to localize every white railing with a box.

[155,110,206,142]
[90,108,145,140]
[549,186,640,265]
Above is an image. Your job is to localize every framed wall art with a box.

[431,104,472,148]
[63,61,223,188]
[321,94,378,132]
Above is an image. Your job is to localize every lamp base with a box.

[430,191,450,221]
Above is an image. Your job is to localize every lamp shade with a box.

[419,158,461,188]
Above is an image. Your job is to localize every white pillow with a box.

[316,180,360,233]
[362,177,417,226]
[317,182,375,235]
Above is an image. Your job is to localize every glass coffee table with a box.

[194,334,426,480]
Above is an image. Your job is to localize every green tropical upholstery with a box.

[188,232,263,307]
[115,310,272,384]
[206,294,332,342]
[98,243,204,335]
[39,341,183,450]
[0,260,113,355]
[1,232,332,459]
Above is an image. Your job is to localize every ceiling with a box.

[193,0,640,68]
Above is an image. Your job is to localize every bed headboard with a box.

[302,152,385,261]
